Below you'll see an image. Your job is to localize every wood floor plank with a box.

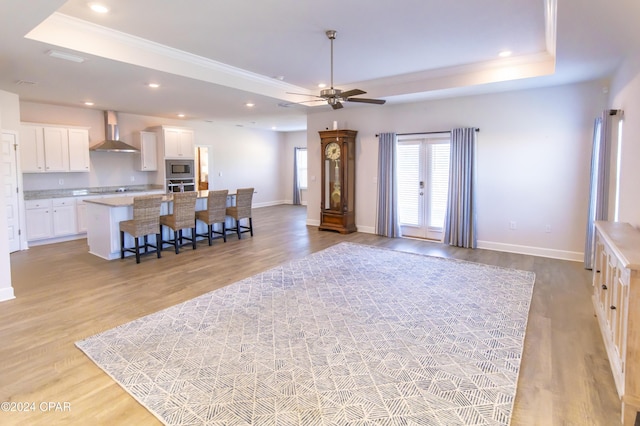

[1,205,621,425]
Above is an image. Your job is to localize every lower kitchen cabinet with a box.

[25,200,53,241]
[52,198,77,236]
[25,198,77,243]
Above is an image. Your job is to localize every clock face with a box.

[325,142,341,160]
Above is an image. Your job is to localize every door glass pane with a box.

[397,143,420,226]
[429,143,450,228]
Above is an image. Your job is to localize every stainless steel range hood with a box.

[90,111,139,153]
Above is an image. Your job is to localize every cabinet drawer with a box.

[52,198,76,207]
[25,199,52,209]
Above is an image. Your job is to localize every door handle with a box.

[419,181,424,188]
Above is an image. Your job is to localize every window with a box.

[296,148,307,189]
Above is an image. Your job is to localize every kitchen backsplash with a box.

[22,152,156,191]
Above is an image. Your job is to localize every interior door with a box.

[397,136,450,241]
[2,131,21,252]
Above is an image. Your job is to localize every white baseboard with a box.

[254,200,287,208]
[282,200,308,206]
[357,226,375,234]
[0,287,15,302]
[28,233,86,247]
[306,219,320,227]
[477,240,583,262]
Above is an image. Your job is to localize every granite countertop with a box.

[24,185,165,200]
[83,190,223,207]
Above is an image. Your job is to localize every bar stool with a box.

[195,189,228,245]
[160,191,198,254]
[119,195,163,263]
[226,187,254,239]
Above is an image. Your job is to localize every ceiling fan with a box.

[288,30,386,110]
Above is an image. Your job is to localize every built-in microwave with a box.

[165,159,194,179]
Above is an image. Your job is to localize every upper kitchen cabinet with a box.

[135,131,158,171]
[20,124,90,173]
[68,128,90,172]
[19,125,45,172]
[150,126,195,159]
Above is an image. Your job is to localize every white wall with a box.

[0,89,19,301]
[19,103,290,207]
[609,52,640,228]
[307,80,608,260]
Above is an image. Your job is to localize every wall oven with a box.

[167,179,196,193]
[165,159,195,179]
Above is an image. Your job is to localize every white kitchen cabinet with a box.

[20,124,90,173]
[76,197,93,233]
[135,131,158,171]
[68,128,90,172]
[25,198,77,241]
[19,125,46,172]
[161,127,194,159]
[52,198,77,236]
[42,127,69,172]
[25,200,53,241]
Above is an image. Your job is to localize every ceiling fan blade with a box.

[331,101,344,110]
[346,97,386,105]
[340,89,366,98]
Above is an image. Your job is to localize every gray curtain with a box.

[293,147,302,205]
[376,133,401,237]
[444,128,477,248]
[584,111,616,269]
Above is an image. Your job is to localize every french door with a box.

[397,135,450,240]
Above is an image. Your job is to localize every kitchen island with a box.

[85,191,233,260]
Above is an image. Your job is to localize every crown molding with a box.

[26,12,312,102]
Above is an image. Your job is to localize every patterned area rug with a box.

[76,242,535,425]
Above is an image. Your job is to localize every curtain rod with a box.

[376,128,479,137]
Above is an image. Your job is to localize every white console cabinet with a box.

[592,221,640,425]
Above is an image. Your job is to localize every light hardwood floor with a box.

[1,205,621,425]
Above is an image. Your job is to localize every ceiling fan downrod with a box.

[326,30,336,90]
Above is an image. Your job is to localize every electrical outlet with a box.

[130,176,135,182]
[509,221,517,230]
[58,178,64,185]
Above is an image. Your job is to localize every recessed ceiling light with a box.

[89,3,109,13]
[47,50,85,63]
[318,83,327,88]
[271,126,277,130]
[148,83,160,88]
[245,102,255,108]
[84,101,94,106]
[177,113,185,118]
[498,50,512,58]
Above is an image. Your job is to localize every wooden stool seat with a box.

[226,187,254,239]
[119,195,163,263]
[195,189,228,245]
[160,192,198,254]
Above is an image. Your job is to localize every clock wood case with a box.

[319,129,357,233]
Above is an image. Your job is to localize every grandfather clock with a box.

[319,129,357,233]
